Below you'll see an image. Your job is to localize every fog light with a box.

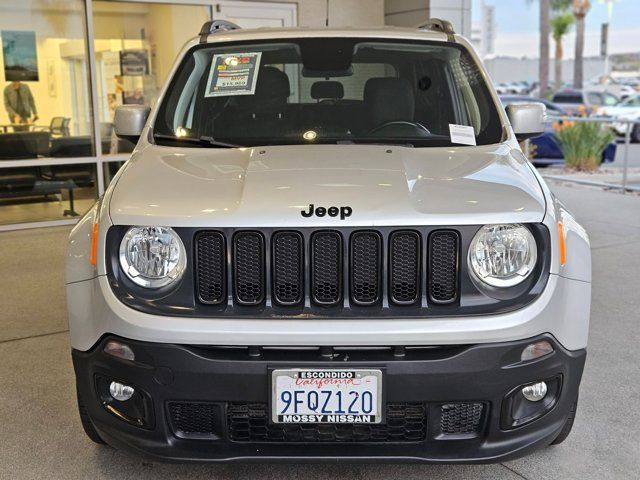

[104,341,135,361]
[521,340,553,362]
[109,381,135,401]
[522,381,547,402]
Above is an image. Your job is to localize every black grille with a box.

[440,403,484,436]
[227,403,427,443]
[389,231,421,305]
[193,228,462,311]
[311,231,342,306]
[233,232,265,305]
[428,231,460,304]
[168,402,217,438]
[195,232,226,304]
[350,231,382,305]
[272,232,304,305]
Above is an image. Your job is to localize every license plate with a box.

[271,369,382,424]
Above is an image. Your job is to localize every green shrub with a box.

[552,120,615,171]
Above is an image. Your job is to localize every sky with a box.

[471,0,640,58]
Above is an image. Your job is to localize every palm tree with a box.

[572,0,591,89]
[539,0,551,98]
[551,12,574,90]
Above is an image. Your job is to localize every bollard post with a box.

[622,121,631,194]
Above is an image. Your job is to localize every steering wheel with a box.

[368,121,430,136]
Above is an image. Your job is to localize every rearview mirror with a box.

[506,102,546,141]
[114,105,151,144]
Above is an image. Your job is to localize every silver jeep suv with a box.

[66,19,591,463]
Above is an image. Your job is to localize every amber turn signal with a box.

[90,223,99,266]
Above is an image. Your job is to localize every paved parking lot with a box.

[611,141,640,168]
[1,183,639,479]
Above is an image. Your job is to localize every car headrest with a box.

[311,81,344,100]
[364,77,415,126]
[236,66,290,108]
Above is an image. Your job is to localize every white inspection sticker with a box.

[449,124,477,146]
[205,52,262,97]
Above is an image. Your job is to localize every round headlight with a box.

[468,224,537,288]
[119,226,186,288]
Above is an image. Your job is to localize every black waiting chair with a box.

[34,116,70,137]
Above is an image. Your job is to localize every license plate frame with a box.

[270,368,383,424]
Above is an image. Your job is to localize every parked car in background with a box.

[501,95,617,166]
[587,75,637,100]
[552,89,619,116]
[507,81,530,95]
[495,82,517,95]
[596,94,640,143]
[495,82,530,95]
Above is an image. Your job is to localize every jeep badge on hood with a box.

[301,204,352,220]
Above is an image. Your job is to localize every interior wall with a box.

[384,0,472,37]
[259,0,384,27]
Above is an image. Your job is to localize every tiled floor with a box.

[1,184,639,479]
[0,192,95,225]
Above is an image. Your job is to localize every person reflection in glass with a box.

[3,81,38,132]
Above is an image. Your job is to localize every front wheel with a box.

[632,125,640,144]
[550,396,578,445]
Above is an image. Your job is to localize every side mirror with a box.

[506,102,546,141]
[114,105,151,144]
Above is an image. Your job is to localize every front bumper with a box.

[73,334,585,463]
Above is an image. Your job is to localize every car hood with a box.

[109,143,546,227]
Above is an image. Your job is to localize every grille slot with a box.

[310,231,343,306]
[233,232,265,305]
[428,231,460,304]
[350,231,382,305]
[168,402,218,438]
[272,232,304,306]
[195,232,226,305]
[227,402,427,443]
[440,403,484,437]
[389,231,421,305]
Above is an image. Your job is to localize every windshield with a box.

[620,95,640,107]
[154,38,503,148]
[587,91,619,106]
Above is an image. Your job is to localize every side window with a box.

[603,93,618,106]
[297,63,395,103]
[342,64,395,100]
[554,93,582,104]
[587,92,603,105]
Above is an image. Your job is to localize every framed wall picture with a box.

[119,50,149,76]
[2,30,39,81]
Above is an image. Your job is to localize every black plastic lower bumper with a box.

[72,334,585,463]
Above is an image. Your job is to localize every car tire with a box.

[550,396,578,446]
[77,389,106,445]
[632,125,640,144]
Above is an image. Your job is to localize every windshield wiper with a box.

[154,133,242,148]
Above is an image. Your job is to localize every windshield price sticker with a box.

[449,124,477,146]
[205,52,262,97]
[272,369,382,424]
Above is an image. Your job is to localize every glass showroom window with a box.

[0,0,96,226]
[92,1,211,186]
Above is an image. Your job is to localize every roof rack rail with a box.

[199,20,241,43]
[416,18,455,41]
